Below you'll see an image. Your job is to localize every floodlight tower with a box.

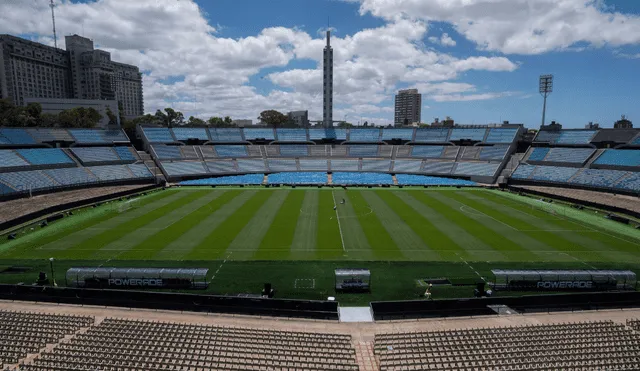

[539,74,553,127]
[50,0,58,48]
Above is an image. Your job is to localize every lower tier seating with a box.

[268,172,327,184]
[511,164,639,192]
[332,172,394,185]
[181,174,264,185]
[396,174,477,186]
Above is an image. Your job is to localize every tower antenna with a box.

[50,0,58,48]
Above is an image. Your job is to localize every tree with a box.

[117,101,126,126]
[58,107,102,128]
[186,116,206,127]
[154,107,185,127]
[223,116,233,126]
[208,116,224,127]
[105,107,118,126]
[363,121,368,127]
[258,110,287,128]
[337,121,353,128]
[25,103,42,122]
[39,113,58,127]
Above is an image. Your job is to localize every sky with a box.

[1,0,640,128]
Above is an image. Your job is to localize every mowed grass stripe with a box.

[117,190,230,260]
[420,192,546,262]
[360,191,442,261]
[0,190,175,258]
[452,191,612,262]
[332,189,374,260]
[380,191,470,261]
[157,190,250,260]
[56,191,210,259]
[253,191,305,260]
[461,191,638,262]
[343,190,399,260]
[315,191,344,259]
[185,190,272,260]
[290,191,318,259]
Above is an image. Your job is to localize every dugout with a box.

[335,269,370,292]
[491,269,636,291]
[66,267,209,290]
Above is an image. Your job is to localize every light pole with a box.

[49,257,57,287]
[539,75,553,127]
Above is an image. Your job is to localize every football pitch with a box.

[1,187,639,304]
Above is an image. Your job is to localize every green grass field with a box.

[1,187,639,305]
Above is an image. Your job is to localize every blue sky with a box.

[2,0,640,128]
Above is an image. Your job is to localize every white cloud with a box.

[429,33,456,47]
[430,91,517,102]
[351,0,640,54]
[0,0,520,124]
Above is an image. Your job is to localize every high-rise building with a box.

[323,31,333,128]
[287,110,309,127]
[0,34,143,121]
[394,89,421,126]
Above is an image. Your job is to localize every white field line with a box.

[561,253,597,269]
[331,190,346,252]
[459,205,519,231]
[455,252,485,281]
[210,252,232,282]
[80,248,606,254]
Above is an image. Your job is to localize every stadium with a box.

[1,125,640,370]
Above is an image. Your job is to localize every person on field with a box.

[341,198,345,204]
[333,205,337,210]
[424,283,433,300]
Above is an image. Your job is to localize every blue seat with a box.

[71,147,119,164]
[485,128,518,144]
[555,130,597,145]
[449,128,487,141]
[544,148,594,164]
[16,149,74,165]
[348,145,379,157]
[382,128,413,141]
[268,172,326,184]
[89,165,138,181]
[206,160,237,173]
[215,145,248,157]
[114,147,137,162]
[530,165,579,182]
[411,146,444,158]
[236,159,266,172]
[276,129,308,142]
[152,145,183,160]
[616,172,640,192]
[570,169,627,188]
[141,128,174,143]
[279,145,308,157]
[127,164,153,178]
[333,172,393,185]
[44,167,98,186]
[244,128,275,140]
[172,128,209,141]
[348,129,381,142]
[0,181,16,195]
[209,128,243,142]
[361,160,391,172]
[414,128,450,142]
[478,146,509,161]
[181,174,263,185]
[0,128,36,144]
[422,162,455,174]
[68,129,106,144]
[101,130,129,143]
[527,148,550,162]
[0,170,58,191]
[396,174,477,186]
[534,131,561,143]
[309,128,343,140]
[299,159,328,171]
[453,162,500,177]
[332,129,347,140]
[511,165,536,179]
[0,150,30,168]
[161,161,208,176]
[593,149,640,167]
[632,135,640,145]
[27,128,74,143]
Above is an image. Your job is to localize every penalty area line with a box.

[331,190,346,252]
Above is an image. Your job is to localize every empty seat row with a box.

[534,130,598,144]
[332,172,394,185]
[511,164,640,192]
[593,149,640,167]
[181,174,264,185]
[267,172,327,184]
[396,174,477,186]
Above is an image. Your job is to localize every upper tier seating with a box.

[593,149,640,167]
[478,146,509,161]
[531,165,580,182]
[591,129,639,144]
[236,159,266,173]
[279,145,309,157]
[392,160,423,173]
[534,130,561,143]
[141,127,174,143]
[209,128,243,142]
[243,128,275,140]
[71,147,119,164]
[0,182,14,195]
[44,167,98,186]
[182,174,263,185]
[411,146,445,158]
[215,145,248,157]
[308,128,332,140]
[570,168,628,188]
[276,128,308,142]
[172,127,209,141]
[511,164,537,179]
[544,148,595,164]
[267,159,297,171]
[396,174,477,186]
[113,147,137,162]
[69,129,128,144]
[361,159,392,172]
[161,161,208,176]
[348,145,379,157]
[382,128,413,141]
[206,160,236,173]
[27,128,74,142]
[449,128,487,141]
[421,161,455,174]
[127,164,153,178]
[333,129,347,140]
[88,165,135,181]
[0,128,36,144]
[268,172,327,184]
[555,130,597,144]
[151,145,183,160]
[180,146,199,159]
[333,172,393,185]
[454,162,500,177]
[16,148,74,165]
[414,128,450,142]
[348,128,381,142]
[330,159,359,171]
[527,147,550,162]
[299,159,329,171]
[485,128,518,143]
[0,170,58,191]
[460,146,481,160]
[0,150,29,168]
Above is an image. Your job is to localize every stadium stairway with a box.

[392,174,398,185]
[501,153,524,177]
[263,174,268,185]
[138,151,163,179]
[328,173,333,185]
[62,148,84,167]
[585,149,605,168]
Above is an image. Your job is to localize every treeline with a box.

[124,108,237,129]
[0,99,103,128]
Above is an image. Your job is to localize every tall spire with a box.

[323,28,334,128]
[326,30,330,47]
